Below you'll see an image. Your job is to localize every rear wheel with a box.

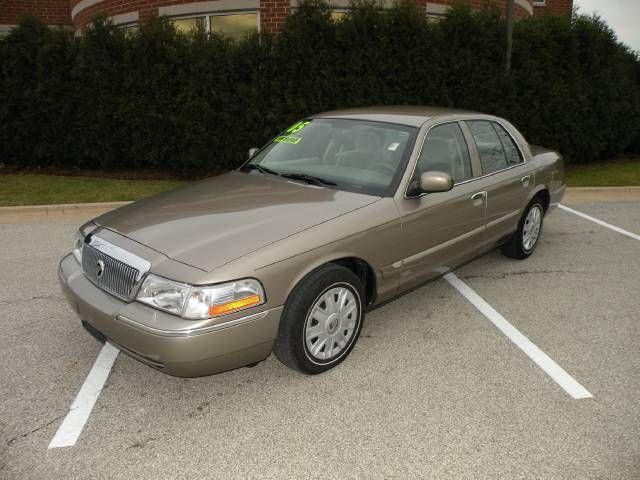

[273,264,364,374]
[501,199,544,259]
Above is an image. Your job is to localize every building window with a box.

[0,25,15,37]
[118,23,139,35]
[171,17,206,34]
[532,0,546,5]
[169,12,259,39]
[211,13,259,39]
[426,13,445,23]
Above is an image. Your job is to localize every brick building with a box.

[532,0,573,16]
[0,0,573,37]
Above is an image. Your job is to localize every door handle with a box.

[521,175,531,187]
[470,191,487,206]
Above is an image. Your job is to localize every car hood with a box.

[94,171,380,272]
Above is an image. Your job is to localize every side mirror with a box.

[420,171,454,193]
[248,147,259,159]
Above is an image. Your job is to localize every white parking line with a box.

[48,342,119,448]
[443,272,593,400]
[559,204,640,241]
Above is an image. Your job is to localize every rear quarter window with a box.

[493,123,523,166]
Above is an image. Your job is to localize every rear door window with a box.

[467,120,523,174]
[467,120,507,174]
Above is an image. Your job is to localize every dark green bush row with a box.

[1,1,638,176]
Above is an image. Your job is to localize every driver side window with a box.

[415,123,472,184]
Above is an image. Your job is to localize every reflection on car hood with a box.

[94,171,380,272]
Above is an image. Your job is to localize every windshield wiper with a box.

[243,165,336,187]
[280,173,337,187]
[242,163,281,177]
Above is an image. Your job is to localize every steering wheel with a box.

[370,162,396,177]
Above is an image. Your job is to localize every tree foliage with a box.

[1,1,638,177]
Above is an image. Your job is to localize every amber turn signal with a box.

[209,294,261,316]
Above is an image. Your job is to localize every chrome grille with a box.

[82,244,140,300]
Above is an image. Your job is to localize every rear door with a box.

[392,122,486,291]
[464,120,531,248]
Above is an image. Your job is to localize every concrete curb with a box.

[565,186,640,193]
[0,186,639,220]
[563,186,640,204]
[0,201,131,216]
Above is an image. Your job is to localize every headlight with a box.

[136,275,265,320]
[136,274,190,316]
[184,279,265,319]
[72,231,84,264]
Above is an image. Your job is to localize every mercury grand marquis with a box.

[58,106,565,376]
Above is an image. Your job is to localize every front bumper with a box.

[58,254,282,377]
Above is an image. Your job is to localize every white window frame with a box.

[0,24,16,36]
[168,10,261,35]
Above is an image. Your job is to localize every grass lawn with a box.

[565,159,640,187]
[1,159,638,206]
[0,174,185,206]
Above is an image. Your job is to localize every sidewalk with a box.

[562,186,640,204]
[0,201,130,223]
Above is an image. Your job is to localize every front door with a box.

[393,122,486,291]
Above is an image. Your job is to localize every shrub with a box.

[0,2,638,177]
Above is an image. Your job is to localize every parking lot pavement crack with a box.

[127,436,159,450]
[0,295,65,306]
[461,269,585,280]
[4,413,66,449]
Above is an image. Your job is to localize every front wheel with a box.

[501,199,544,259]
[273,264,365,374]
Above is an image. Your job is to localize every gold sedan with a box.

[59,106,565,376]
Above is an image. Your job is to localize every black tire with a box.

[501,199,545,259]
[273,264,365,374]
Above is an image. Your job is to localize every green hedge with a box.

[1,1,639,177]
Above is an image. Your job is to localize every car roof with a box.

[312,105,480,127]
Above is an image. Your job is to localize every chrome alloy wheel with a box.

[522,205,542,251]
[304,285,359,362]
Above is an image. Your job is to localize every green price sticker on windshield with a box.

[274,120,310,145]
[285,120,311,135]
[275,135,302,144]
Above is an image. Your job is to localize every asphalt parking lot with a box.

[1,196,639,479]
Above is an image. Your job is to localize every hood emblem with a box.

[96,260,105,279]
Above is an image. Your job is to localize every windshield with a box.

[242,118,417,196]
